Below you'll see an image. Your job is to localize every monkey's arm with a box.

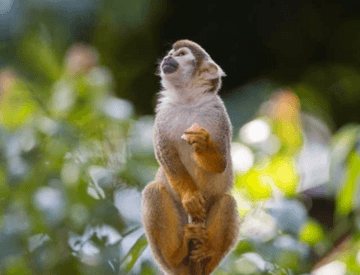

[155,130,206,220]
[184,127,228,174]
[196,135,226,173]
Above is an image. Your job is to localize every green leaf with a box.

[234,238,254,256]
[331,124,360,164]
[19,32,61,82]
[336,151,360,215]
[299,220,325,246]
[119,233,148,274]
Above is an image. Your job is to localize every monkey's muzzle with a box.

[162,57,178,74]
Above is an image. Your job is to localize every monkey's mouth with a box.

[162,58,178,74]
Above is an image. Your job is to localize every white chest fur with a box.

[157,94,220,140]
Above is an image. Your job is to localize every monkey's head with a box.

[159,40,225,100]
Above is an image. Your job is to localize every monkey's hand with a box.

[182,191,206,221]
[190,226,215,262]
[183,124,210,154]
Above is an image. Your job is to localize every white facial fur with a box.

[160,47,195,89]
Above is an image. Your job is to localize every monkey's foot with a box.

[183,125,210,153]
[190,241,215,262]
[183,223,206,243]
[188,226,214,262]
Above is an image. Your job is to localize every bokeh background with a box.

[1,0,360,274]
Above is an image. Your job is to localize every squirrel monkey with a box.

[141,40,240,275]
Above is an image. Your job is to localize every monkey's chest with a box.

[162,106,213,141]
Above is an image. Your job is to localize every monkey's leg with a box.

[191,194,240,275]
[142,182,204,275]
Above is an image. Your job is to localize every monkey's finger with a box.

[187,207,201,220]
[184,132,208,141]
[193,198,200,208]
[194,195,205,208]
[186,226,202,236]
[184,230,198,242]
[196,254,205,262]
[193,212,203,220]
[184,133,206,140]
[185,204,203,219]
[193,143,207,153]
[186,136,207,146]
[194,195,203,206]
[199,195,205,205]
[185,232,197,242]
[184,128,208,134]
[186,136,196,145]
[199,128,210,139]
[198,205,206,218]
[186,199,197,210]
[184,130,202,135]
[185,232,201,243]
[185,136,207,145]
[184,197,205,219]
[197,127,208,132]
[185,224,196,230]
[195,209,206,220]
[194,210,206,220]
[193,144,206,153]
[196,237,205,245]
[198,128,210,136]
[190,251,205,262]
[190,205,205,219]
[194,200,206,215]
[185,128,210,139]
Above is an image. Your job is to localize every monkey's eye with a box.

[176,51,186,57]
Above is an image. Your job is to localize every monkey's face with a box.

[159,40,226,100]
[160,47,196,80]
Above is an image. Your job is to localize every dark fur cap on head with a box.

[173,40,209,62]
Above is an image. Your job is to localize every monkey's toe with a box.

[190,245,214,262]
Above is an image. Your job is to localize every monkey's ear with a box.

[202,60,226,79]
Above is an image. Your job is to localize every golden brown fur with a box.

[141,40,240,275]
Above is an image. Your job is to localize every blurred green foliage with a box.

[0,24,158,274]
[218,87,360,274]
